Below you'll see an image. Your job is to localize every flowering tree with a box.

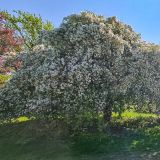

[0,12,160,124]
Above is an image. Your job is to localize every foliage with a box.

[0,55,18,74]
[0,13,23,77]
[1,10,54,51]
[106,16,141,48]
[0,74,12,89]
[0,74,12,84]
[126,51,160,112]
[0,13,23,55]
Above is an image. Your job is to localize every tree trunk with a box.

[103,103,112,122]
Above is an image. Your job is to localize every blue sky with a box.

[1,0,160,44]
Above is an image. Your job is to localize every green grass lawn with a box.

[0,111,160,160]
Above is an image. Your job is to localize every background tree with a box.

[0,13,23,76]
[1,10,54,51]
[0,13,23,55]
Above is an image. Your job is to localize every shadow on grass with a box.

[0,116,160,160]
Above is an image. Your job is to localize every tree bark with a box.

[103,101,112,122]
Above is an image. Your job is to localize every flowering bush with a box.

[0,12,160,124]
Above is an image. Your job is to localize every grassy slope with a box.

[0,111,160,160]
